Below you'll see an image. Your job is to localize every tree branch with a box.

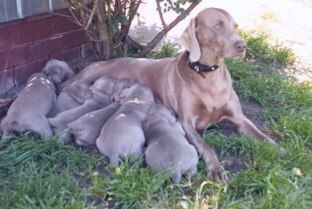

[156,0,167,28]
[138,0,202,57]
[85,0,99,30]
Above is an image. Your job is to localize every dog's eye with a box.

[215,22,223,29]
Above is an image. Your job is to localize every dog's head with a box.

[118,83,154,104]
[180,8,246,62]
[91,75,118,96]
[42,59,75,86]
[112,78,135,102]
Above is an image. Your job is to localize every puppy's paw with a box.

[207,163,228,183]
[59,128,74,142]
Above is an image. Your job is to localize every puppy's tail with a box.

[172,164,182,184]
[110,154,120,167]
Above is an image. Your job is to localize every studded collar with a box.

[186,51,219,78]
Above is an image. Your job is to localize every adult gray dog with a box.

[1,73,56,138]
[60,8,275,181]
[143,104,198,183]
[96,83,155,166]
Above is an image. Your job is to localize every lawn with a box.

[0,31,311,209]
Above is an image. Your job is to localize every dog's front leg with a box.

[181,120,228,182]
[227,91,276,144]
[228,114,276,144]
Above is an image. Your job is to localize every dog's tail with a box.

[109,154,120,167]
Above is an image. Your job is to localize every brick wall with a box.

[0,9,94,96]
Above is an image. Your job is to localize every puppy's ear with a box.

[63,82,89,104]
[58,62,75,82]
[63,65,75,81]
[180,18,201,62]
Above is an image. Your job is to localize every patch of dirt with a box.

[222,155,248,174]
[212,98,268,137]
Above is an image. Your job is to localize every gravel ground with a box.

[131,0,312,81]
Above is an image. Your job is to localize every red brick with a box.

[51,46,81,63]
[0,69,14,94]
[32,30,88,59]
[12,18,54,45]
[0,27,13,50]
[0,44,32,70]
[14,58,49,87]
[70,56,95,72]
[50,15,80,35]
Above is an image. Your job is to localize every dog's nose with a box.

[234,40,247,52]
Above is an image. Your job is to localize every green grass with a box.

[1,31,311,209]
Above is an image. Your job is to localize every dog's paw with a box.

[207,163,228,182]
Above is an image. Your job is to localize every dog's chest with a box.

[193,87,231,130]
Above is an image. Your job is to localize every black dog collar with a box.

[186,52,219,78]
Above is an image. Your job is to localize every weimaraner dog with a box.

[96,83,155,166]
[143,104,198,183]
[1,73,56,139]
[42,59,77,117]
[60,101,121,146]
[61,8,275,181]
[49,76,134,135]
[47,80,91,117]
[48,76,118,133]
[58,79,135,144]
[41,59,75,86]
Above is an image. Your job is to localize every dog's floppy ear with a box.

[180,18,201,62]
[63,81,89,104]
[62,64,75,81]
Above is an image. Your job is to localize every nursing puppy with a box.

[143,104,198,184]
[48,76,118,133]
[42,59,76,117]
[112,78,135,101]
[47,81,91,117]
[1,73,56,139]
[96,83,155,166]
[41,59,75,86]
[60,101,121,145]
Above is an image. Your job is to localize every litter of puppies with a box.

[0,59,198,183]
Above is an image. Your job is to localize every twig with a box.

[138,0,202,57]
[65,1,83,26]
[156,0,167,28]
[86,0,99,29]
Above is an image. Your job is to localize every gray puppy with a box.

[41,59,75,86]
[143,104,198,184]
[96,83,155,166]
[47,80,91,117]
[48,76,118,134]
[47,77,134,117]
[1,73,56,139]
[60,101,121,145]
